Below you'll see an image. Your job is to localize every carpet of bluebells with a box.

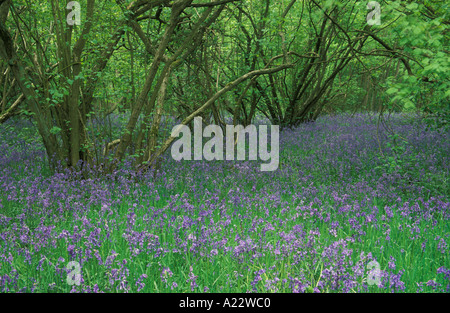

[0,113,449,293]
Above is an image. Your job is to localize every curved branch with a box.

[139,63,294,171]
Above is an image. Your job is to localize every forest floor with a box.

[0,113,449,293]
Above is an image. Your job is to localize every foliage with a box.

[0,114,449,293]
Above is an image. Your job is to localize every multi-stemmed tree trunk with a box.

[3,0,441,174]
[1,0,291,173]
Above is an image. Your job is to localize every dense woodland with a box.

[0,0,449,295]
[0,0,448,172]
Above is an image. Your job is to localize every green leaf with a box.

[386,87,398,95]
[50,126,62,134]
[406,3,419,10]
